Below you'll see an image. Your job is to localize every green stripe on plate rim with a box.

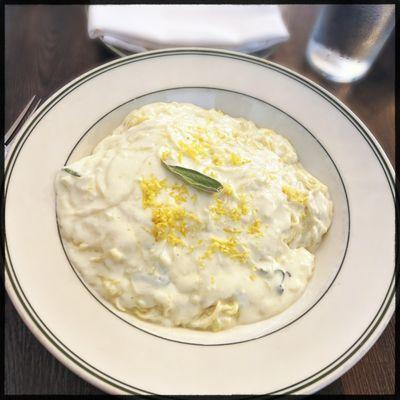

[3,48,397,396]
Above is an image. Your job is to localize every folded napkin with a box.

[87,5,289,54]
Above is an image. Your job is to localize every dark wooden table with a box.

[4,5,395,395]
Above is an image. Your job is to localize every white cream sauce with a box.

[55,102,333,331]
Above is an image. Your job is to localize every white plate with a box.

[4,48,396,395]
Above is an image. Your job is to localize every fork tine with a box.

[5,95,36,145]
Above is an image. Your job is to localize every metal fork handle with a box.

[5,95,36,145]
[4,97,42,159]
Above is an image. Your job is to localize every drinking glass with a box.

[306,5,395,83]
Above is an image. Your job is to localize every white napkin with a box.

[87,5,289,54]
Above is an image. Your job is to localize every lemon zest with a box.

[140,176,167,208]
[210,195,249,221]
[161,149,170,161]
[202,236,249,263]
[247,218,262,235]
[229,153,250,166]
[140,176,200,246]
[282,185,308,205]
[223,227,242,234]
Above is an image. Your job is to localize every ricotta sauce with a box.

[55,102,333,331]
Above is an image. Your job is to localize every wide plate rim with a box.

[4,47,397,395]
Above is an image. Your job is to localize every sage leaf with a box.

[162,162,223,193]
[63,167,81,177]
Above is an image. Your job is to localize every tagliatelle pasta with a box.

[55,102,333,331]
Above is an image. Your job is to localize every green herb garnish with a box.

[63,167,81,177]
[162,161,223,193]
[275,269,291,295]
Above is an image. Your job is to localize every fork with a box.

[4,95,42,159]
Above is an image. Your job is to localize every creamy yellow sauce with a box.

[55,102,333,331]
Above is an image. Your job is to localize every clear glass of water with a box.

[306,5,395,83]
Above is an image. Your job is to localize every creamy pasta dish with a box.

[55,102,333,331]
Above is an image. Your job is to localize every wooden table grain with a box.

[4,5,395,395]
